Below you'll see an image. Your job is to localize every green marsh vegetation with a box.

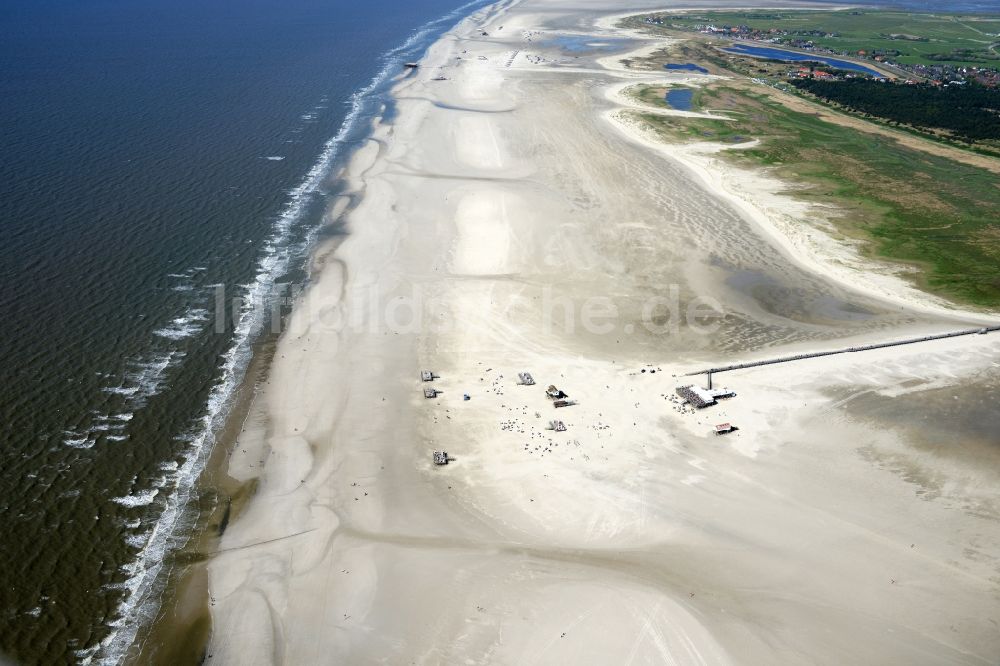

[631,84,1000,307]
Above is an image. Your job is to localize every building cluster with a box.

[905,62,1000,87]
[788,67,837,80]
[697,23,838,46]
[643,14,1000,87]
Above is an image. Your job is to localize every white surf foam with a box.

[63,433,95,449]
[123,532,149,549]
[101,352,180,405]
[64,413,134,446]
[82,2,493,662]
[112,489,158,508]
[72,356,176,450]
[152,308,209,341]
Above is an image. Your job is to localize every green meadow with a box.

[640,10,1000,68]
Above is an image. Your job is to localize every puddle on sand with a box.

[726,267,876,324]
[833,377,1000,506]
[846,378,1000,458]
[548,35,632,53]
[665,62,709,74]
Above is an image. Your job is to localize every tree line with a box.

[791,77,1000,141]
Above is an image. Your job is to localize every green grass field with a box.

[640,10,1000,68]
[632,84,1000,306]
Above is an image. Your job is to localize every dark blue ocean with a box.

[0,0,482,663]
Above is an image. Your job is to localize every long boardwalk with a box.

[685,325,1000,381]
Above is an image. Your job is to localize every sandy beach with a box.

[203,1,1000,663]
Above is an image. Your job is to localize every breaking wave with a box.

[78,0,492,662]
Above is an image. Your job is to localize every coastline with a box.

[198,1,1000,664]
[122,3,499,662]
[128,335,276,664]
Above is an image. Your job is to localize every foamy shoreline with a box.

[201,2,1000,664]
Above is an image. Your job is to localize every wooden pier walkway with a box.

[685,325,1000,383]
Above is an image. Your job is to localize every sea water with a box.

[0,0,486,662]
[723,44,885,77]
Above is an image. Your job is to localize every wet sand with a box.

[203,2,1000,664]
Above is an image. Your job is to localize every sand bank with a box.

[203,2,1000,664]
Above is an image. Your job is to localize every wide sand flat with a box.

[205,2,1000,664]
